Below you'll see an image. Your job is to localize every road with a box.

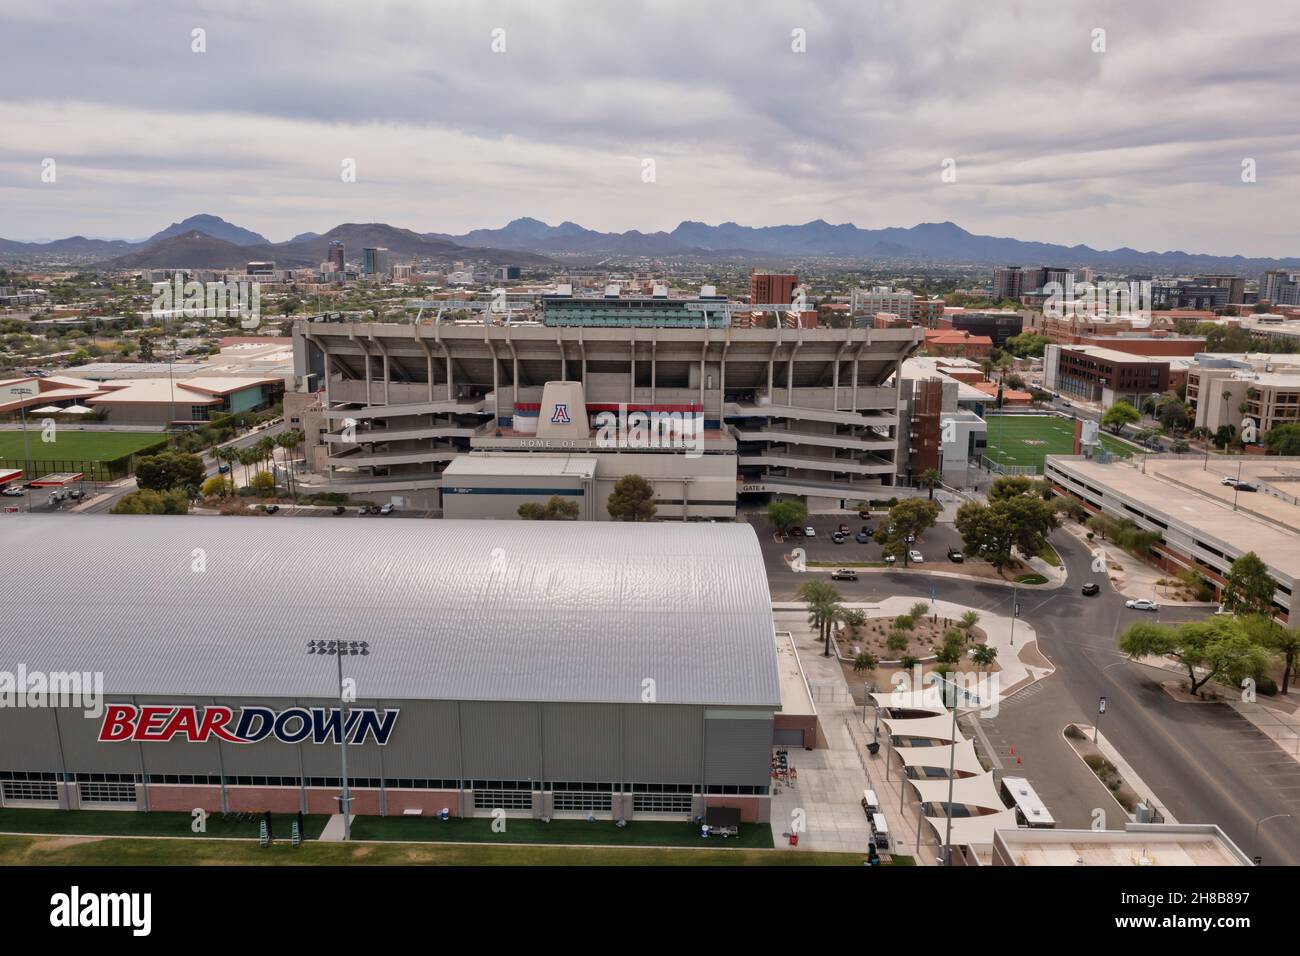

[757,511,1300,865]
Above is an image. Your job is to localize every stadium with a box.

[0,516,784,822]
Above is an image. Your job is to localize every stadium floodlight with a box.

[305,640,371,840]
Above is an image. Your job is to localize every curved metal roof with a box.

[3,515,780,707]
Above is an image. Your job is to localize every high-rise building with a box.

[328,240,345,273]
[362,247,390,278]
[992,266,1025,302]
[750,270,799,307]
[1261,270,1300,306]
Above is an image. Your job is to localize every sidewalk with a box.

[1075,725,1179,824]
[768,611,930,863]
[1059,521,1217,606]
[318,814,353,842]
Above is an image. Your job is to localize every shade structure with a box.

[29,405,63,413]
[869,687,947,715]
[60,404,93,414]
[907,771,1005,811]
[925,808,1021,847]
[881,713,959,744]
[896,738,985,776]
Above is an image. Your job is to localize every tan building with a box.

[1186,355,1300,439]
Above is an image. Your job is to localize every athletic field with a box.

[984,415,1132,473]
[0,429,165,462]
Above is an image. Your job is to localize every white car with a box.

[379,503,396,515]
[1220,476,1238,487]
[908,550,924,564]
[803,526,816,537]
[1125,599,1159,612]
[1,486,24,497]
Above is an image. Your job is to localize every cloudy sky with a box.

[1,0,1297,255]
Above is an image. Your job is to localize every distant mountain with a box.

[437,216,1300,271]
[105,231,286,269]
[145,214,269,246]
[435,217,695,256]
[6,213,1298,272]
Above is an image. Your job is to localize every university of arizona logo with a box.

[550,403,571,424]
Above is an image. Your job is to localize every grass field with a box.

[984,415,1133,473]
[0,429,165,463]
[0,834,869,866]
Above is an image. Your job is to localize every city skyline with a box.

[1,0,1298,255]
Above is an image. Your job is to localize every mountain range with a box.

[2,213,1298,273]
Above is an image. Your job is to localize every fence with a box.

[980,457,1039,477]
[0,457,129,483]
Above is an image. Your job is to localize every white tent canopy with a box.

[907,771,1005,810]
[882,714,958,743]
[869,687,947,715]
[896,739,985,776]
[29,405,63,413]
[925,808,1021,847]
[60,404,93,414]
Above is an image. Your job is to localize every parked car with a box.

[832,532,847,544]
[831,568,859,581]
[883,554,896,565]
[1081,582,1100,596]
[803,526,816,538]
[837,523,850,535]
[1,486,24,497]
[858,509,871,519]
[1236,482,1257,493]
[907,549,924,564]
[67,489,85,501]
[1125,598,1159,611]
[358,505,374,515]
[946,548,963,563]
[789,526,804,537]
[263,504,280,514]
[379,503,396,515]
[855,531,872,543]
[333,505,346,515]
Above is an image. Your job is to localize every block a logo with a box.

[550,403,571,424]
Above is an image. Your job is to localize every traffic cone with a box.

[1016,753,1022,764]
[1009,744,1016,755]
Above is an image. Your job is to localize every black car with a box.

[1081,582,1100,596]
[947,548,964,563]
[1236,482,1258,493]
[333,505,346,515]
[855,531,872,543]
[264,504,280,514]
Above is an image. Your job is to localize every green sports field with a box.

[984,415,1133,473]
[0,429,166,462]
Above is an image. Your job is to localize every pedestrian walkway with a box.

[769,610,930,863]
[318,813,353,842]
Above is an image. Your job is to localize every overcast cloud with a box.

[0,0,1297,256]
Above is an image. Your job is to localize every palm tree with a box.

[277,429,304,498]
[920,468,942,500]
[796,579,843,657]
[216,446,240,495]
[971,644,999,666]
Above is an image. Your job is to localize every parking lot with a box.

[747,510,976,574]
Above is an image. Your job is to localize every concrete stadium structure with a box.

[0,516,784,821]
[288,319,921,513]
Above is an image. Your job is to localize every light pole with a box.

[1253,812,1292,866]
[13,386,34,513]
[306,639,370,841]
[1008,578,1020,647]
[1232,457,1244,512]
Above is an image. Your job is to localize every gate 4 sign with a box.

[97,704,399,745]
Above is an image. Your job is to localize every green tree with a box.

[874,498,940,565]
[249,470,276,497]
[276,429,304,498]
[607,474,657,521]
[1119,618,1271,697]
[852,652,878,674]
[1004,332,1051,358]
[110,488,189,515]
[200,474,232,498]
[518,495,581,520]
[767,499,808,533]
[1264,423,1300,456]
[1101,401,1140,434]
[956,501,1016,573]
[919,468,942,500]
[971,643,998,666]
[960,610,980,630]
[796,579,843,657]
[1222,552,1276,617]
[133,452,206,492]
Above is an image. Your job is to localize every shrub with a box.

[853,652,878,674]
[900,655,919,669]
[200,475,232,498]
[909,602,930,620]
[893,614,915,631]
[886,631,909,652]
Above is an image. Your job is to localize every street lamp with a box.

[1253,812,1292,866]
[12,386,34,513]
[306,639,370,840]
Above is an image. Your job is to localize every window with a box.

[633,793,693,814]
[553,791,613,813]
[3,780,58,802]
[79,782,136,804]
[474,789,532,810]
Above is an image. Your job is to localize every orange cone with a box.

[1016,754,1022,764]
